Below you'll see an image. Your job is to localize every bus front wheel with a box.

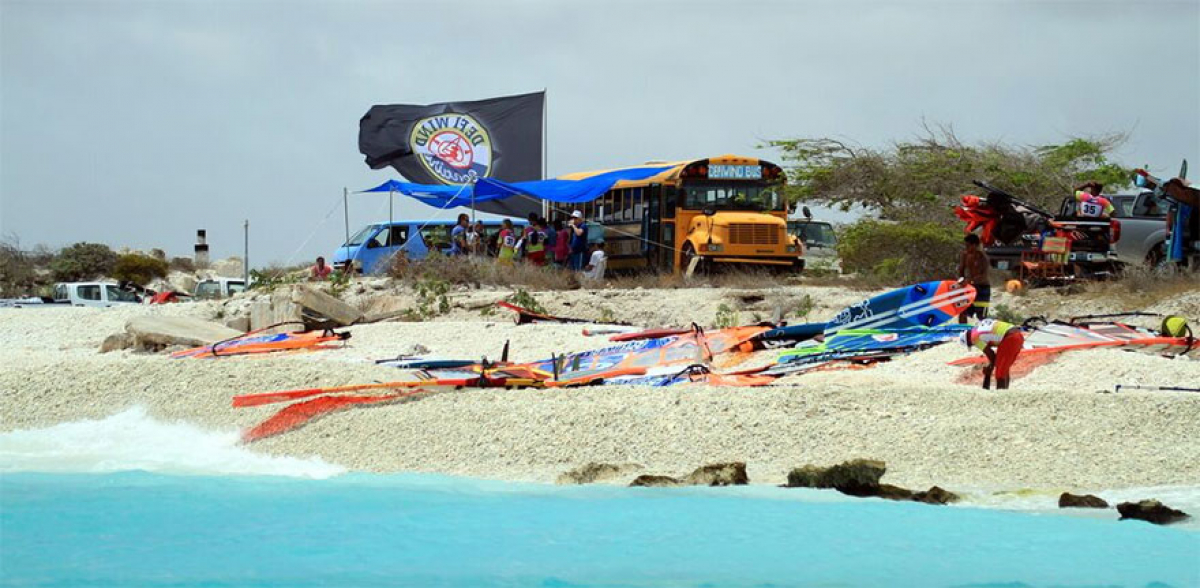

[682,243,706,276]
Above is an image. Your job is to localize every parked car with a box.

[52,282,142,307]
[787,209,837,273]
[332,218,528,275]
[194,278,247,299]
[1110,191,1169,266]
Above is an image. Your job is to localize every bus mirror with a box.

[802,206,812,219]
[702,207,716,217]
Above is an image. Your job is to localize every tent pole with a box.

[343,187,350,247]
[242,220,249,286]
[388,188,394,245]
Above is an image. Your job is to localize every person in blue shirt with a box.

[568,210,589,270]
[449,213,470,255]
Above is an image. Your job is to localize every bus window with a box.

[632,188,643,220]
[663,187,677,219]
[684,185,781,211]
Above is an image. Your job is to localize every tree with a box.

[112,253,169,286]
[766,125,1132,225]
[50,242,118,282]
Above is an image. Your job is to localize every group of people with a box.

[448,211,606,280]
[953,179,1132,390]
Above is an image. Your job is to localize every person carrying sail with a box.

[962,318,1025,390]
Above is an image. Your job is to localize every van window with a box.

[106,285,139,302]
[195,281,220,298]
[228,282,247,295]
[346,225,378,246]
[388,226,409,246]
[78,285,101,301]
[54,284,68,301]
[421,225,452,252]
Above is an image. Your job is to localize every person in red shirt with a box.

[553,219,571,267]
[310,256,334,281]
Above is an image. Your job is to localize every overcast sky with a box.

[2,0,1197,264]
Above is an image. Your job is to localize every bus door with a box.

[643,184,662,266]
[661,185,678,269]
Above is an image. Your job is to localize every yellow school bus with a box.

[558,154,801,272]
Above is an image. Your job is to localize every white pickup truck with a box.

[1111,191,1170,266]
[1,282,143,308]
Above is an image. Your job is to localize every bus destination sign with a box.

[707,165,762,180]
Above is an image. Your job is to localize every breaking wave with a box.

[0,407,344,479]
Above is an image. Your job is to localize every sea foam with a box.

[0,407,344,479]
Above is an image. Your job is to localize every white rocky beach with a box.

[3,280,1199,501]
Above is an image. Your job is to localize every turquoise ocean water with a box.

[1,409,1197,587]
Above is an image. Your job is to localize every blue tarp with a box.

[359,165,674,209]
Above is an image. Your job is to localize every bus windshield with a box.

[683,183,783,212]
[345,225,380,247]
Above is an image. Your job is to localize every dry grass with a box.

[1085,266,1200,308]
[386,252,942,293]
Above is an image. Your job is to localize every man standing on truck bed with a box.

[957,233,991,323]
[1074,181,1114,218]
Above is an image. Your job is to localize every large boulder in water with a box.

[557,462,641,485]
[1117,500,1191,525]
[629,475,684,488]
[685,462,749,486]
[125,316,243,350]
[1059,493,1108,509]
[786,459,886,496]
[913,486,960,505]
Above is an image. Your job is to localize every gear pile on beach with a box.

[223,279,1197,442]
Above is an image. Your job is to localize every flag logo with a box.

[409,113,492,184]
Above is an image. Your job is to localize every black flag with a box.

[359,91,545,217]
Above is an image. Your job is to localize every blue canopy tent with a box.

[359,165,675,220]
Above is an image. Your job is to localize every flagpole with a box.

[541,87,549,220]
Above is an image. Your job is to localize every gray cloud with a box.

[2,0,1196,263]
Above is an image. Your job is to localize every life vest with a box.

[971,319,1016,350]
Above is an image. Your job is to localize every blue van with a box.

[332,218,529,274]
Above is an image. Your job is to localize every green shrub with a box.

[714,303,738,328]
[111,253,169,286]
[50,242,118,282]
[169,257,196,273]
[837,220,960,285]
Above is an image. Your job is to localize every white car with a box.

[53,282,142,307]
[193,278,247,299]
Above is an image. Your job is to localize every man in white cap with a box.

[568,210,589,270]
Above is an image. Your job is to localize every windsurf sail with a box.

[949,320,1198,367]
[767,325,970,376]
[171,328,349,359]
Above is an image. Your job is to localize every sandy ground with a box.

[2,282,1199,493]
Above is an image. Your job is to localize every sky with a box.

[2,0,1197,265]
